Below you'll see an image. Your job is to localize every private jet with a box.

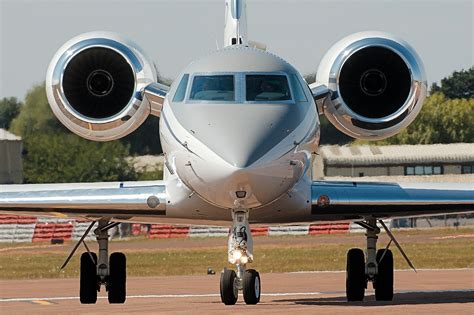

[1,0,473,306]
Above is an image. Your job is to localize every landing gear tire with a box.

[80,252,98,304]
[243,269,261,305]
[108,252,126,304]
[375,249,393,301]
[220,269,238,305]
[346,248,365,301]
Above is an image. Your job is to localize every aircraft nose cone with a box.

[172,102,308,167]
[199,105,301,168]
[222,133,274,168]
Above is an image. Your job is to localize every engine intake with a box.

[46,32,157,141]
[316,32,427,140]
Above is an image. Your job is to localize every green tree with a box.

[0,97,22,129]
[375,93,474,144]
[9,84,66,136]
[23,134,137,183]
[430,67,473,99]
[9,83,138,183]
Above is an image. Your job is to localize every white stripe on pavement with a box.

[0,292,322,302]
[289,268,474,274]
[2,289,473,303]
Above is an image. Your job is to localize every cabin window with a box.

[172,74,189,102]
[246,75,292,101]
[190,75,235,101]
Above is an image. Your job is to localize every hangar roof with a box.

[321,143,474,166]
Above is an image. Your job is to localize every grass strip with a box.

[0,239,472,280]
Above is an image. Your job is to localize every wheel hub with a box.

[254,276,260,297]
[232,276,238,298]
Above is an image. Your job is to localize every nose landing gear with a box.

[220,209,261,305]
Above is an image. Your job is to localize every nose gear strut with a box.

[220,208,261,305]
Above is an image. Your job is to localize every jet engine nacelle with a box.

[46,32,157,141]
[316,31,427,140]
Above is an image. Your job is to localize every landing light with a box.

[231,249,249,265]
[233,250,243,260]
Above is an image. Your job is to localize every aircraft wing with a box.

[0,181,166,219]
[1,180,473,223]
[311,180,474,220]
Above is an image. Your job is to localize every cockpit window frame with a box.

[181,72,301,105]
[172,73,190,103]
[243,72,296,105]
[288,74,309,103]
[186,72,240,104]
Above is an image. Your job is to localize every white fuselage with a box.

[159,47,319,217]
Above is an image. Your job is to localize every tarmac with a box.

[1,269,473,314]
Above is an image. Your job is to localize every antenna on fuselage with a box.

[224,0,248,47]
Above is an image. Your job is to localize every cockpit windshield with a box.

[190,75,235,101]
[246,75,292,101]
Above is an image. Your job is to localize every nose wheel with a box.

[220,269,238,305]
[243,269,261,304]
[220,209,261,305]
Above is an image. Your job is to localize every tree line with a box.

[0,68,472,183]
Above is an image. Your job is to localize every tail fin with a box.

[224,0,248,47]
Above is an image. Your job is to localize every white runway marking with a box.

[289,268,474,274]
[0,292,321,302]
[1,289,473,303]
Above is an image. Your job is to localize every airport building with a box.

[0,129,23,184]
[312,143,474,179]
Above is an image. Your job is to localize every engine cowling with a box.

[46,32,157,141]
[316,31,427,140]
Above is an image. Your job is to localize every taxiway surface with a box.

[1,269,473,314]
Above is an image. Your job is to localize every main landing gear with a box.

[346,218,416,302]
[61,219,127,304]
[220,209,261,305]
